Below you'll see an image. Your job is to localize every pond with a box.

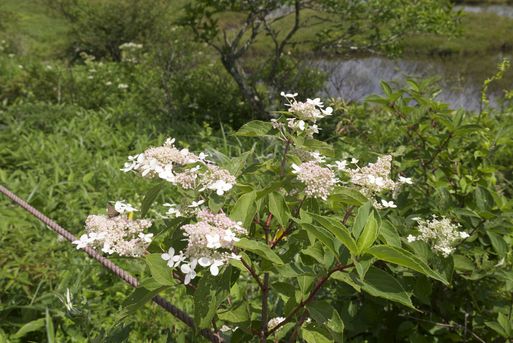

[314,5,513,111]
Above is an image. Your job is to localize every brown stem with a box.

[271,196,306,249]
[280,139,292,177]
[267,263,354,336]
[260,213,273,341]
[342,206,354,225]
[241,258,264,290]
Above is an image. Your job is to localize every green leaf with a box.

[235,238,284,265]
[366,245,448,285]
[487,231,508,257]
[331,271,361,292]
[12,318,45,339]
[230,191,257,229]
[353,202,372,240]
[328,187,368,207]
[379,221,401,247]
[301,223,338,255]
[269,192,291,228]
[235,120,273,137]
[194,267,236,328]
[145,254,175,286]
[217,302,250,323]
[45,309,55,343]
[302,138,335,157]
[357,214,379,254]
[307,301,344,336]
[310,214,357,255]
[140,182,163,218]
[301,325,334,343]
[362,266,415,309]
[118,279,166,321]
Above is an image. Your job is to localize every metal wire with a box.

[0,184,222,343]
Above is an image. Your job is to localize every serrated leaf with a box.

[235,238,284,265]
[366,245,448,285]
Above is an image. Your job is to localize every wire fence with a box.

[0,184,222,343]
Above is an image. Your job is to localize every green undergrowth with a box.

[0,103,237,342]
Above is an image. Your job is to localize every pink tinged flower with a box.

[181,259,198,284]
[161,247,175,261]
[335,160,347,171]
[223,229,239,242]
[198,257,213,267]
[206,233,221,249]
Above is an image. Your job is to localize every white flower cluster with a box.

[292,160,337,200]
[345,155,412,209]
[72,202,153,257]
[162,210,246,284]
[272,92,333,137]
[407,216,469,257]
[122,138,236,196]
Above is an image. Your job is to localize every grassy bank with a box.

[2,1,513,60]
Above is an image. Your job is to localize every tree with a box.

[181,0,458,118]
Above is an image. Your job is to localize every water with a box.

[313,5,513,111]
[455,4,513,18]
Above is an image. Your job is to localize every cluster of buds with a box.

[291,157,337,200]
[121,138,236,196]
[73,202,153,257]
[407,216,469,257]
[162,210,246,284]
[344,155,412,209]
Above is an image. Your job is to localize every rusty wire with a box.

[0,184,222,343]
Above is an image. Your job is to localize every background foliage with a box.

[1,0,513,342]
